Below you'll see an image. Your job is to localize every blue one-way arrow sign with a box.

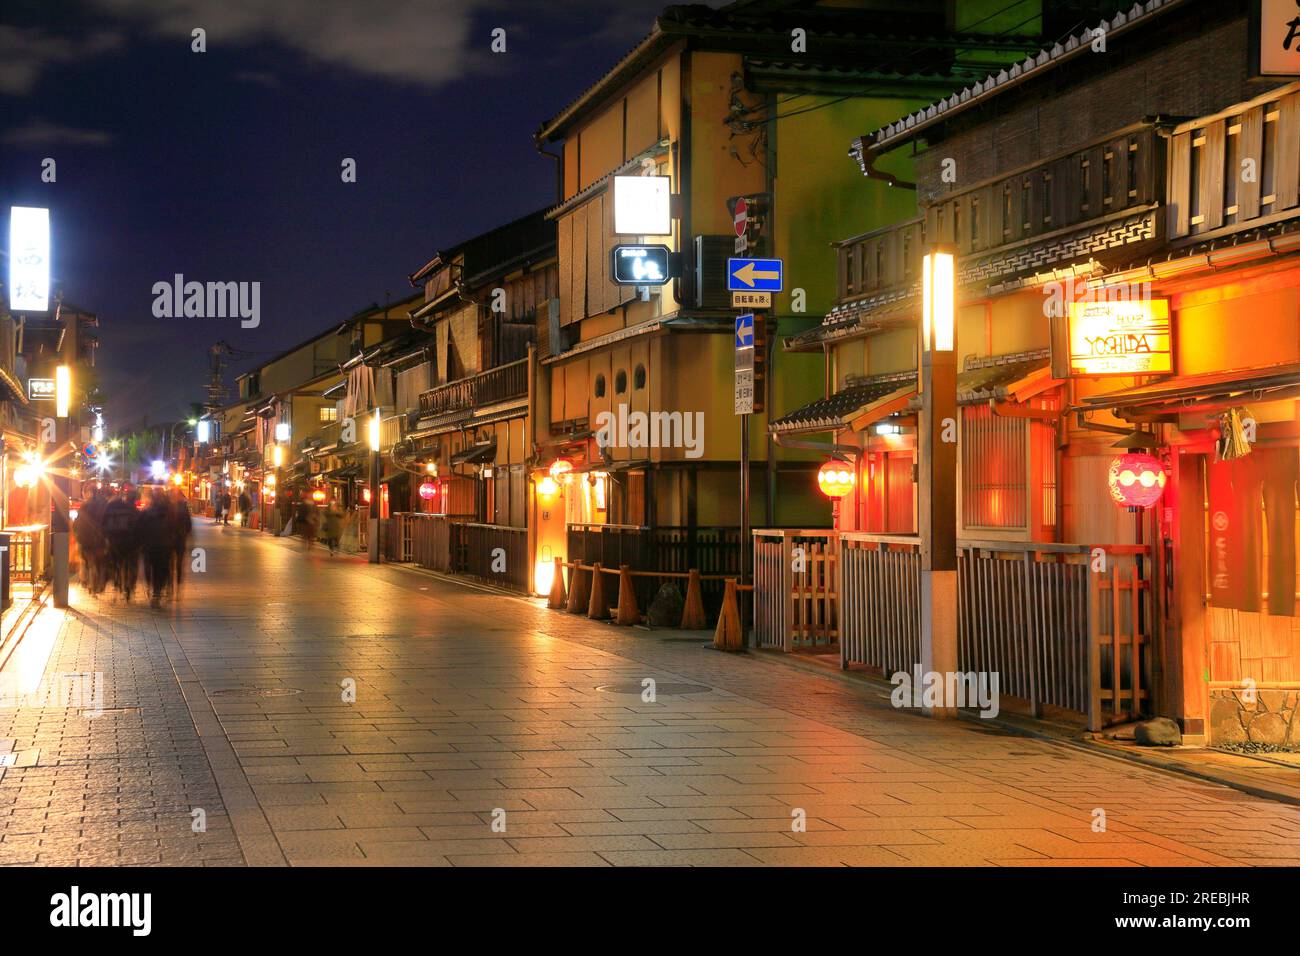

[727,257,783,292]
[735,313,754,350]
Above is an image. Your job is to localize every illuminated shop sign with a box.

[8,206,50,313]
[1253,0,1300,77]
[610,244,670,285]
[1067,298,1172,376]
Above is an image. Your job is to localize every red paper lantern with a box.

[311,488,326,503]
[362,486,372,504]
[817,459,855,499]
[1107,452,1166,508]
[418,481,437,500]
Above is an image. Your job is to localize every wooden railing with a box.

[417,358,528,418]
[1167,85,1300,242]
[830,533,1150,727]
[567,523,742,613]
[835,122,1166,302]
[752,530,839,651]
[405,513,527,592]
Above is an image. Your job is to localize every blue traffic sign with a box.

[735,313,754,350]
[727,257,783,292]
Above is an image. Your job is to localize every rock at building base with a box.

[647,583,684,628]
[1134,717,1182,747]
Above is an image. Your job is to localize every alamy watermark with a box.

[0,671,103,717]
[594,403,704,459]
[152,274,260,328]
[890,665,1000,718]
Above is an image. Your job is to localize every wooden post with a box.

[714,578,744,651]
[681,568,706,629]
[615,565,640,626]
[566,562,590,614]
[546,557,567,610]
[587,562,610,620]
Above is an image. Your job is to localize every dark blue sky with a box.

[0,0,675,429]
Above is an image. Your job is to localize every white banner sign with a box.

[8,206,50,313]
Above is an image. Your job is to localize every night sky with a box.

[0,0,699,430]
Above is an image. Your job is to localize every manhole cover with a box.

[208,687,302,698]
[597,681,712,696]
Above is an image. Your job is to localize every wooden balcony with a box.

[417,358,527,419]
[834,122,1167,305]
[1167,85,1300,243]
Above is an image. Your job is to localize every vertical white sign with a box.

[9,206,50,312]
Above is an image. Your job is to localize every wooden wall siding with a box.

[836,126,1163,303]
[1169,90,1300,241]
[557,214,575,327]
[1208,607,1300,684]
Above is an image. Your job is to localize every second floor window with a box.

[320,406,338,423]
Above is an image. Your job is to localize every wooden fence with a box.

[753,530,839,650]
[821,533,1151,727]
[403,513,527,592]
[567,524,742,614]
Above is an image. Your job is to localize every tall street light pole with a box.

[52,364,72,608]
[919,248,958,717]
[367,408,381,564]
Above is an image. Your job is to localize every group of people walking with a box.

[73,485,193,608]
[214,488,252,526]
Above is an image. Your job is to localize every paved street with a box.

[2,521,1300,867]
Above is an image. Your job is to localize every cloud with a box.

[0,26,122,95]
[88,0,482,87]
[1,120,114,148]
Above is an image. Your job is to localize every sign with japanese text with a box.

[1067,298,1172,376]
[1256,0,1300,76]
[8,206,50,313]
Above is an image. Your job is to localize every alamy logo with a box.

[152,274,260,328]
[0,671,102,717]
[890,666,1000,718]
[50,886,151,936]
[594,403,704,459]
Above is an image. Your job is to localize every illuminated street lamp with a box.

[368,408,381,564]
[919,247,957,718]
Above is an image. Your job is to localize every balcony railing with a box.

[834,122,1167,304]
[417,359,527,419]
[1168,85,1300,242]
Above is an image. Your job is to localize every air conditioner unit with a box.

[693,235,734,310]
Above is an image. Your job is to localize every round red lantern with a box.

[549,458,573,480]
[1107,452,1166,508]
[418,481,437,500]
[311,488,326,503]
[817,459,855,499]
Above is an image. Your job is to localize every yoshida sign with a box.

[1252,0,1300,76]
[1067,299,1172,376]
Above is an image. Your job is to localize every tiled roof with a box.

[770,372,914,433]
[957,350,1052,405]
[854,0,1189,157]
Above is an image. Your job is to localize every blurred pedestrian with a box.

[218,489,232,525]
[139,490,173,608]
[171,488,193,599]
[74,486,109,595]
[237,490,251,527]
[102,488,142,602]
[322,503,342,556]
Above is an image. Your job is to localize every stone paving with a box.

[3,520,1300,866]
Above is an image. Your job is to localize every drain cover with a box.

[597,681,712,696]
[208,687,302,698]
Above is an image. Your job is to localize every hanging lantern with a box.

[311,488,327,503]
[549,458,573,480]
[1107,452,1166,509]
[362,486,372,504]
[817,459,855,499]
[418,481,437,500]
